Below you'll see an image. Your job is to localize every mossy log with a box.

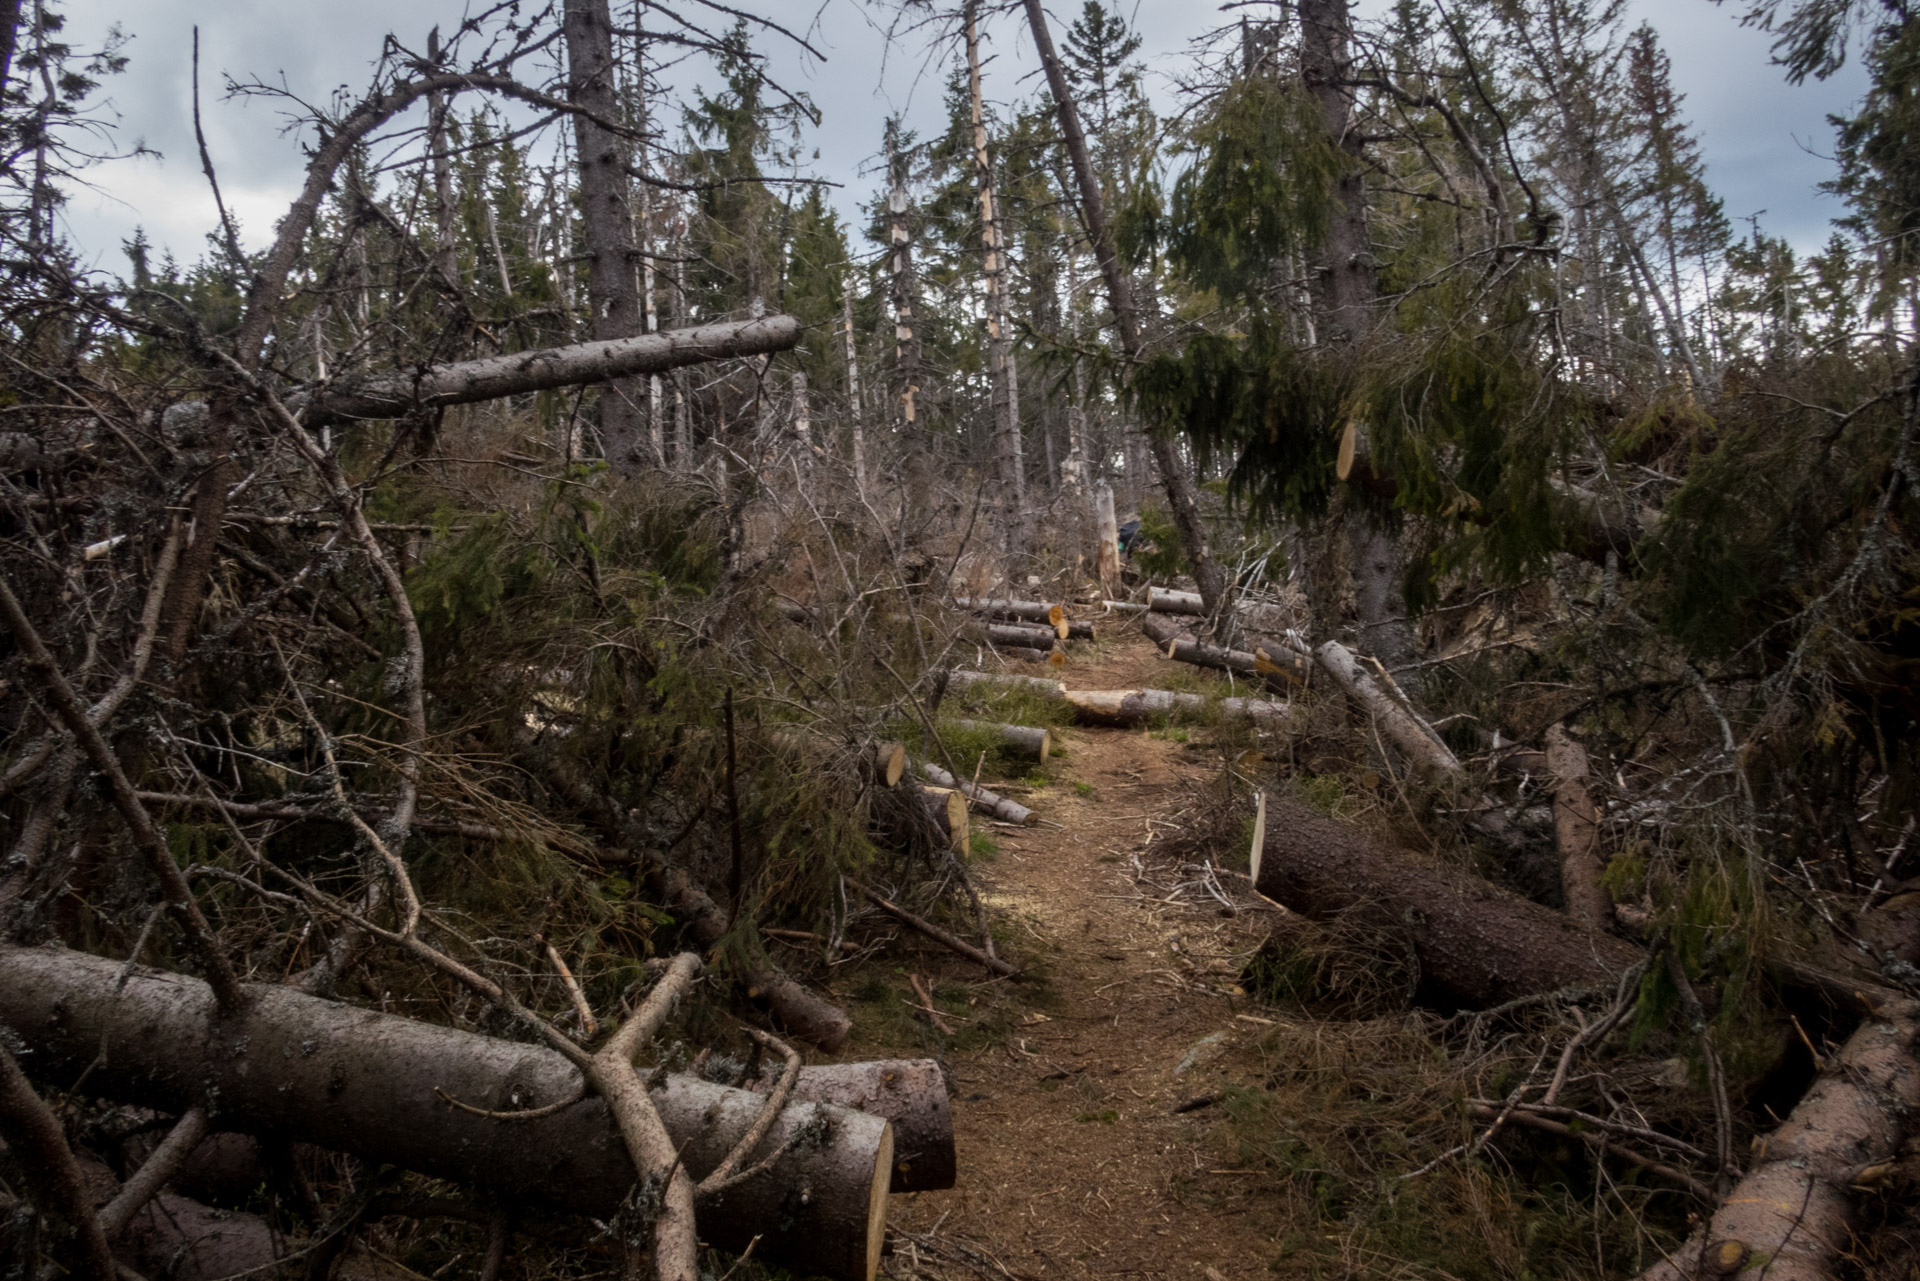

[0,946,895,1281]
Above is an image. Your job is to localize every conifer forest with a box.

[3,0,1920,1277]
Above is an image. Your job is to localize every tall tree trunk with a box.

[965,3,1026,555]
[562,0,647,474]
[843,281,868,496]
[1020,0,1230,625]
[427,28,458,291]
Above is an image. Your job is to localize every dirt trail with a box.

[867,636,1287,1281]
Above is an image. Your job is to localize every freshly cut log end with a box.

[875,740,907,789]
[864,1126,893,1281]
[1062,620,1095,640]
[1251,799,1641,1008]
[919,760,1036,826]
[968,621,1057,651]
[922,786,970,853]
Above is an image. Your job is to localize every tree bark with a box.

[0,946,895,1281]
[965,0,1026,553]
[953,597,1066,631]
[1637,998,1920,1281]
[562,0,648,473]
[948,719,1052,763]
[918,760,1036,827]
[1166,638,1302,693]
[1250,798,1643,1008]
[1312,639,1463,782]
[967,621,1058,651]
[1544,724,1613,934]
[1062,687,1290,730]
[1020,0,1228,622]
[1093,481,1122,594]
[0,1042,117,1281]
[1148,587,1208,616]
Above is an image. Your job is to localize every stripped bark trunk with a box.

[1250,800,1643,1008]
[1094,482,1122,594]
[562,0,647,473]
[0,946,892,1281]
[843,282,867,496]
[1020,0,1228,623]
[1545,723,1612,934]
[965,1,1025,553]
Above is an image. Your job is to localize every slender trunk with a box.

[562,0,647,473]
[886,117,920,431]
[843,282,867,496]
[792,370,812,471]
[1020,0,1229,622]
[966,3,1025,554]
[427,28,458,290]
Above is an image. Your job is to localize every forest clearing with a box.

[2,0,1918,1279]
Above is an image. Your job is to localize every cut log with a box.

[1140,611,1190,648]
[919,760,1036,826]
[1313,639,1463,781]
[1167,638,1299,693]
[1062,619,1096,640]
[996,645,1064,666]
[0,946,893,1281]
[1249,798,1643,1008]
[1253,644,1312,688]
[922,785,971,853]
[1148,586,1207,616]
[738,1059,955,1193]
[1062,687,1291,730]
[947,670,1068,700]
[1637,997,1920,1281]
[649,860,852,1051]
[966,621,1058,651]
[949,719,1052,762]
[1098,599,1148,614]
[768,729,906,790]
[1544,724,1611,935]
[952,597,1066,630]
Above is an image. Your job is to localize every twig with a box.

[910,973,957,1034]
[97,1106,210,1237]
[0,1041,122,1281]
[854,882,1020,977]
[540,935,599,1038]
[697,1028,801,1195]
[1468,1103,1714,1201]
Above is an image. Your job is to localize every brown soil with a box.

[840,634,1292,1280]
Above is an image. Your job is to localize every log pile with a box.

[0,945,957,1281]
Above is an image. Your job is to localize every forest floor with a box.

[833,634,1300,1281]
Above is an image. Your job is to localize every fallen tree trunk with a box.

[918,760,1036,826]
[0,946,894,1281]
[949,719,1051,762]
[1140,611,1190,648]
[1313,639,1463,782]
[995,645,1062,666]
[1545,724,1612,935]
[1166,638,1299,693]
[161,317,802,432]
[947,670,1067,700]
[1061,619,1096,640]
[952,597,1065,631]
[1250,799,1642,1008]
[1063,687,1291,730]
[647,859,853,1051]
[1638,997,1920,1281]
[966,621,1058,651]
[1096,599,1147,614]
[1148,586,1207,616]
[768,729,907,790]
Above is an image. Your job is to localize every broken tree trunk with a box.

[949,719,1052,763]
[953,597,1065,632]
[1250,799,1642,1008]
[0,946,895,1281]
[1545,723,1612,935]
[1637,997,1920,1281]
[1148,586,1207,616]
[648,859,852,1051]
[160,317,801,433]
[1063,688,1290,730]
[1313,639,1463,782]
[1093,483,1122,594]
[918,760,1036,827]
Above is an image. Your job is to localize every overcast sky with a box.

[56,0,1870,277]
